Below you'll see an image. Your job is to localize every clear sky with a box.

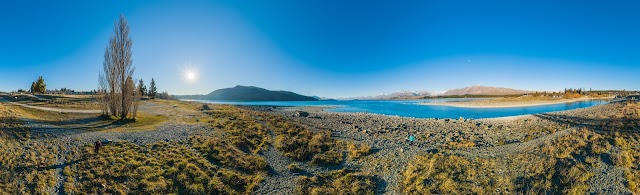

[1,0,638,98]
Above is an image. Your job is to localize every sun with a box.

[185,71,196,81]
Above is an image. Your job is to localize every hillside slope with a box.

[182,85,318,101]
[442,85,531,96]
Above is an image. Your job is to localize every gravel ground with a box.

[4,100,634,194]
[245,103,632,194]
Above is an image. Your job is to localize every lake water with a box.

[186,99,608,119]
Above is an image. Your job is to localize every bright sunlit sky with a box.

[1,0,638,98]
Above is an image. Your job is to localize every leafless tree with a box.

[123,76,135,118]
[99,15,135,120]
[132,78,142,119]
[97,74,109,116]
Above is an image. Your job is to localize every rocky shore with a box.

[420,97,608,108]
[245,102,627,193]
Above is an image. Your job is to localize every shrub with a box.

[288,163,301,172]
[297,169,377,195]
[267,116,344,166]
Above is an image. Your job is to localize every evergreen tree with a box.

[33,76,46,94]
[30,82,36,93]
[149,78,157,99]
[138,79,147,96]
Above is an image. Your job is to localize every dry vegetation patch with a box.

[403,153,508,194]
[64,141,265,194]
[267,116,344,165]
[296,169,377,195]
[404,124,640,194]
[206,105,270,154]
[0,104,59,194]
[191,135,268,174]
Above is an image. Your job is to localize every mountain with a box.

[180,85,318,101]
[442,85,532,96]
[374,90,432,99]
[346,90,432,100]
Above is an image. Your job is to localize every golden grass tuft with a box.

[265,116,344,165]
[347,142,372,160]
[403,153,506,194]
[65,140,265,194]
[191,135,268,174]
[296,169,377,195]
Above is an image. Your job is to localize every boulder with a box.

[294,111,309,117]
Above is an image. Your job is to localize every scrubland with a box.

[1,98,377,194]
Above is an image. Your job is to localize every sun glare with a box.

[185,71,196,81]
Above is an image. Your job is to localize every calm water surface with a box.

[187,99,608,119]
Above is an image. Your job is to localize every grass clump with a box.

[267,116,344,166]
[611,132,640,193]
[347,142,372,160]
[191,135,268,174]
[296,169,377,195]
[0,104,60,194]
[206,106,270,154]
[287,163,301,172]
[64,141,265,194]
[403,153,506,194]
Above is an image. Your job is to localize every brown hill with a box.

[442,85,532,96]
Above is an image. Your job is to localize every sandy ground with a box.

[420,97,608,108]
[6,102,102,113]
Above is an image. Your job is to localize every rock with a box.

[293,111,309,117]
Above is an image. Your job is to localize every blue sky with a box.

[0,0,638,98]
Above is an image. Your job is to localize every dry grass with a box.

[0,104,59,194]
[403,153,507,194]
[64,141,265,194]
[191,136,268,174]
[347,142,372,160]
[445,140,476,149]
[13,105,101,124]
[266,116,344,165]
[403,126,640,194]
[612,132,640,193]
[0,98,383,194]
[296,169,377,195]
[104,112,169,132]
[206,105,270,154]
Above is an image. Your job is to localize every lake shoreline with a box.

[187,98,608,119]
[419,97,610,108]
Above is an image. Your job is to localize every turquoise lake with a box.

[187,99,608,119]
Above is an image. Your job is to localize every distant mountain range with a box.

[348,90,432,100]
[441,85,532,96]
[177,85,318,101]
[176,85,532,101]
[348,85,532,100]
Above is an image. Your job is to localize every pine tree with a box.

[30,82,36,93]
[149,78,157,99]
[138,79,147,96]
[33,76,46,94]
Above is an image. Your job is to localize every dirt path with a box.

[6,102,101,114]
[253,119,297,195]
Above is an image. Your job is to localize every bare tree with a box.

[123,76,135,118]
[99,15,135,120]
[132,78,142,119]
[97,74,109,116]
